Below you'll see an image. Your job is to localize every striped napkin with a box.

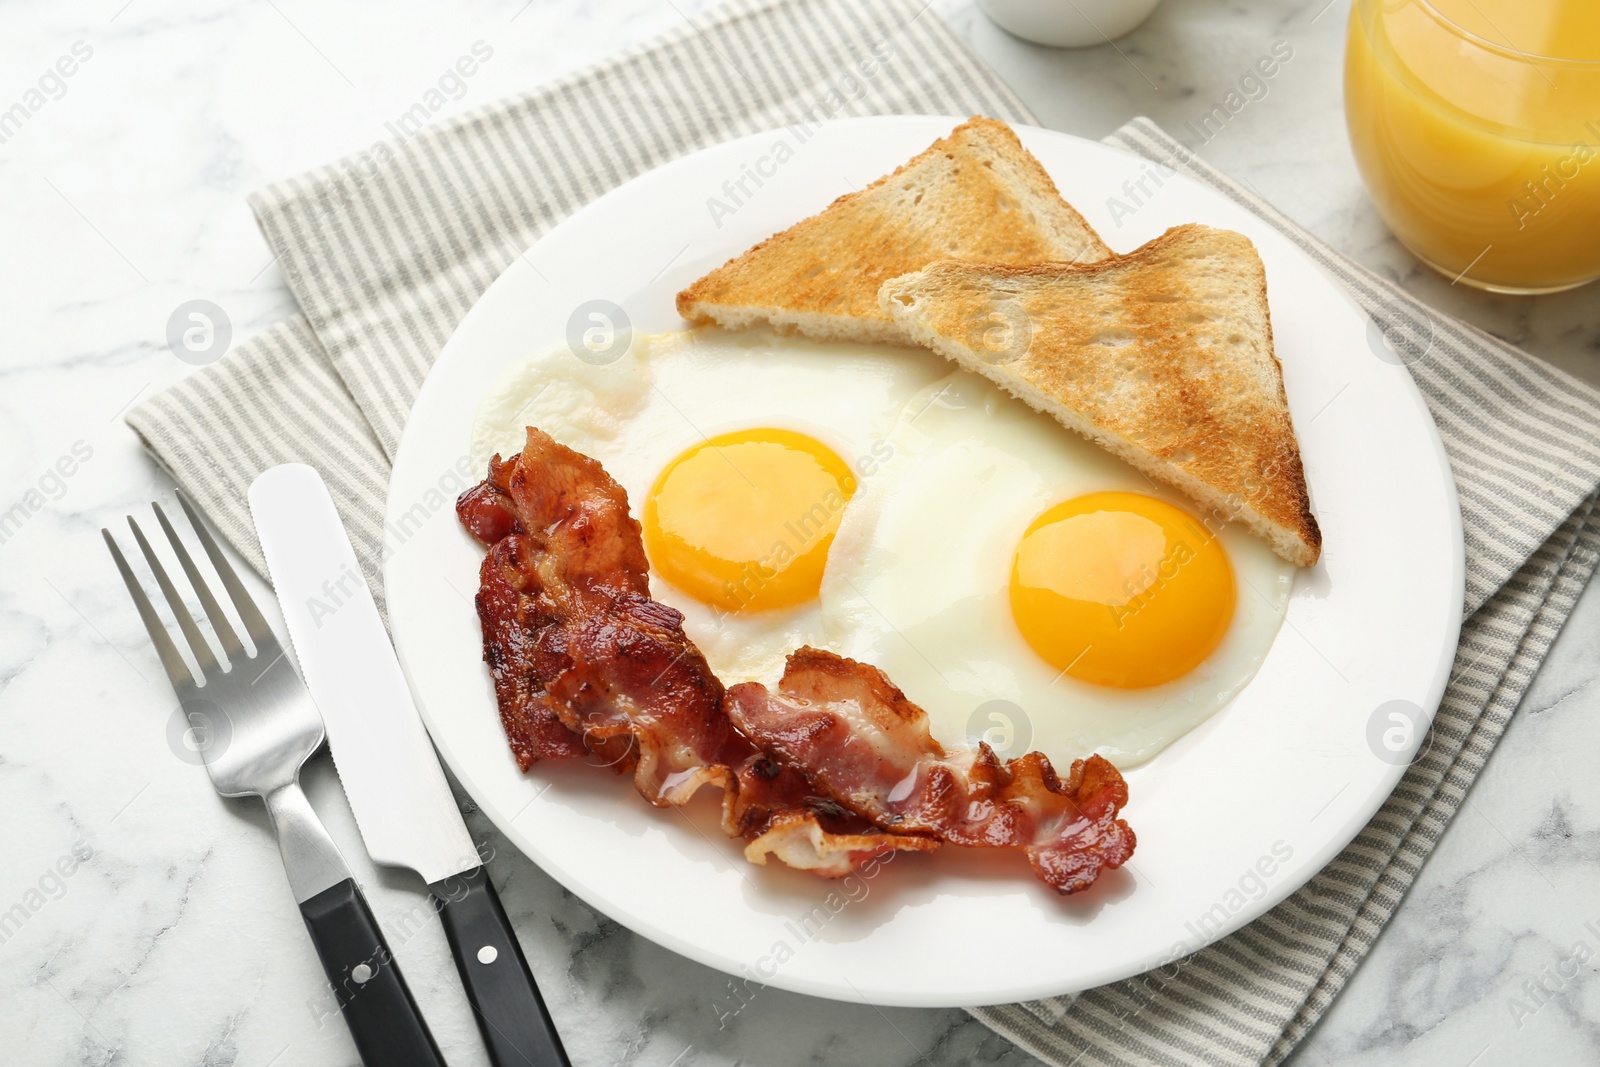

[126,0,1600,1063]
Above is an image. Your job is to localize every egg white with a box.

[818,372,1295,769]
[471,326,947,684]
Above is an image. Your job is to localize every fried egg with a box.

[470,327,946,682]
[818,373,1294,768]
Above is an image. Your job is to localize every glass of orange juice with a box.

[1345,0,1600,292]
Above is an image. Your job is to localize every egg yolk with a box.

[1009,491,1235,688]
[642,428,856,612]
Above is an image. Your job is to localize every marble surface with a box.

[2,0,1597,1064]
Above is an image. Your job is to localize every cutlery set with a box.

[104,469,569,1067]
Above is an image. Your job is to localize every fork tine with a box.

[129,516,220,677]
[104,529,196,691]
[153,502,243,660]
[174,489,274,651]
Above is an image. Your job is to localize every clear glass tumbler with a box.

[1345,0,1600,293]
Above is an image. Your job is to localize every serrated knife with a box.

[249,463,570,1067]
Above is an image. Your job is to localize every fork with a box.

[104,492,448,1067]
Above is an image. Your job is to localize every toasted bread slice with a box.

[676,117,1112,344]
[878,224,1321,566]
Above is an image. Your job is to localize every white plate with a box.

[386,117,1463,1008]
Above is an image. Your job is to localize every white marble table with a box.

[3,1,1597,1064]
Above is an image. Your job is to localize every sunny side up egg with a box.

[471,326,1294,770]
[470,327,947,684]
[819,373,1294,767]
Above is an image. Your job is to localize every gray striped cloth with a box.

[125,1,1600,1063]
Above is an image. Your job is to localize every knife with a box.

[249,463,571,1067]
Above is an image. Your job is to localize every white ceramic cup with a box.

[976,0,1163,48]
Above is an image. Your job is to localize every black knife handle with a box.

[430,866,571,1067]
[299,878,447,1067]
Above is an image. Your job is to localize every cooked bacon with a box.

[460,455,595,768]
[725,648,1136,894]
[461,428,1132,891]
[459,428,933,876]
[729,753,938,875]
[456,459,522,544]
[475,534,590,768]
[491,430,739,805]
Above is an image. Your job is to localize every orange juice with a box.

[1345,0,1600,292]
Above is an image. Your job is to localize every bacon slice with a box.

[475,535,591,768]
[489,429,740,805]
[725,648,1136,894]
[731,753,937,875]
[458,428,933,876]
[460,457,595,768]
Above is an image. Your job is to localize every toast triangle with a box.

[878,224,1321,567]
[676,117,1112,344]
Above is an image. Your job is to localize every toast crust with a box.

[676,117,1112,343]
[879,224,1321,567]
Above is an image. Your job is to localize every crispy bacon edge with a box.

[457,428,937,877]
[726,648,1136,894]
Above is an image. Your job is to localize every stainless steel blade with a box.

[249,464,479,884]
